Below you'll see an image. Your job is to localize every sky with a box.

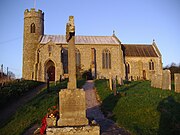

[0,0,180,78]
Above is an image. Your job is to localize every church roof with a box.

[122,44,158,57]
[39,35,120,45]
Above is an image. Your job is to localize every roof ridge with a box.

[123,44,152,46]
[43,34,113,37]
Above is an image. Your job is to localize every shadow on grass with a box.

[157,96,180,135]
[101,94,120,119]
[118,81,141,92]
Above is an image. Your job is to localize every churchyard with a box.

[0,77,179,135]
[95,79,180,135]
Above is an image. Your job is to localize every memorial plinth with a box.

[58,89,88,126]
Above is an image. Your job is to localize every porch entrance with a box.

[45,60,55,81]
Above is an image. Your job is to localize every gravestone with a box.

[154,74,162,89]
[151,73,155,88]
[174,73,180,93]
[113,78,117,96]
[109,76,112,90]
[162,70,171,90]
[117,76,123,85]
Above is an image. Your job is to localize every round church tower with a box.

[22,8,44,80]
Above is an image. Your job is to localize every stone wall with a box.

[36,42,63,82]
[35,43,125,82]
[174,73,180,93]
[23,8,44,80]
[125,57,162,81]
[75,44,125,80]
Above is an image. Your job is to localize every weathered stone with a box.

[151,73,155,88]
[46,125,100,135]
[109,77,112,90]
[154,74,162,89]
[113,78,117,96]
[91,48,96,79]
[162,70,171,90]
[67,16,76,90]
[175,73,180,93]
[46,117,56,127]
[58,89,88,126]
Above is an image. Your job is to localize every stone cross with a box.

[66,16,77,90]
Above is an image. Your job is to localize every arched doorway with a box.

[45,60,55,81]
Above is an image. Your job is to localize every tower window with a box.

[102,49,111,69]
[149,60,154,70]
[31,23,36,33]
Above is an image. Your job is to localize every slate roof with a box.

[39,35,120,45]
[122,44,158,57]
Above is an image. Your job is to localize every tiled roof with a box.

[39,35,120,45]
[122,44,158,57]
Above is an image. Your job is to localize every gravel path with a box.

[0,83,46,126]
[84,80,131,135]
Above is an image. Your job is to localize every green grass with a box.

[95,79,180,135]
[0,80,43,108]
[0,79,86,135]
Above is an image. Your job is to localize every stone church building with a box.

[22,8,163,83]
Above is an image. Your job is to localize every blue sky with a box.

[0,0,180,78]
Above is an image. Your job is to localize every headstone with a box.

[117,76,123,85]
[174,73,180,93]
[162,70,171,90]
[109,76,112,90]
[113,78,117,96]
[154,74,162,89]
[151,73,155,88]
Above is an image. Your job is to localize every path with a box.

[84,80,131,135]
[0,83,46,126]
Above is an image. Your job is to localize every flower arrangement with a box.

[39,106,59,135]
[47,106,59,119]
[46,106,59,127]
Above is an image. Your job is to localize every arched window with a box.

[102,49,111,69]
[126,63,130,74]
[30,23,35,33]
[149,60,154,70]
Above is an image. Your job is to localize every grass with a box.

[0,80,43,108]
[0,79,86,135]
[95,79,180,135]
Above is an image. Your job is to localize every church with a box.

[22,8,163,83]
